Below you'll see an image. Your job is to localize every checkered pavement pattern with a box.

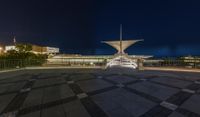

[0,70,200,117]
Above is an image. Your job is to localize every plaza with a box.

[0,68,200,117]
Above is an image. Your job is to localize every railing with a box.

[46,58,107,67]
[0,59,46,70]
[1,58,199,71]
[144,59,200,69]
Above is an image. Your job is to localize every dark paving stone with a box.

[186,83,200,91]
[2,92,28,113]
[68,83,84,94]
[87,86,118,96]
[168,112,185,117]
[19,111,40,117]
[81,97,108,117]
[140,105,172,117]
[166,91,192,106]
[2,79,35,114]
[176,108,200,117]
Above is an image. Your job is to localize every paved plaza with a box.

[0,68,200,117]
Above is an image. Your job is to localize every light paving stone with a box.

[181,89,195,94]
[151,77,192,88]
[19,111,40,117]
[63,100,91,117]
[0,94,16,113]
[140,78,147,81]
[28,79,36,82]
[128,81,179,100]
[67,81,74,84]
[181,94,200,115]
[22,89,44,108]
[116,84,124,88]
[41,105,65,117]
[77,93,88,99]
[92,88,156,117]
[1,111,18,117]
[97,76,103,79]
[168,112,185,117]
[20,88,31,93]
[194,81,200,84]
[77,79,112,93]
[105,75,137,84]
[160,101,178,110]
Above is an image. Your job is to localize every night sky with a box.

[0,0,200,57]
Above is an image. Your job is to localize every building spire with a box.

[13,36,16,45]
[120,24,122,54]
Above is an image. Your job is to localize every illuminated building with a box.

[47,25,151,68]
[5,44,59,55]
[102,25,144,69]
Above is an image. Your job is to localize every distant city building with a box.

[5,44,59,55]
[5,45,16,52]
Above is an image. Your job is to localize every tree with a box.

[16,43,32,53]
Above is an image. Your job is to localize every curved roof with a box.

[102,40,143,53]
